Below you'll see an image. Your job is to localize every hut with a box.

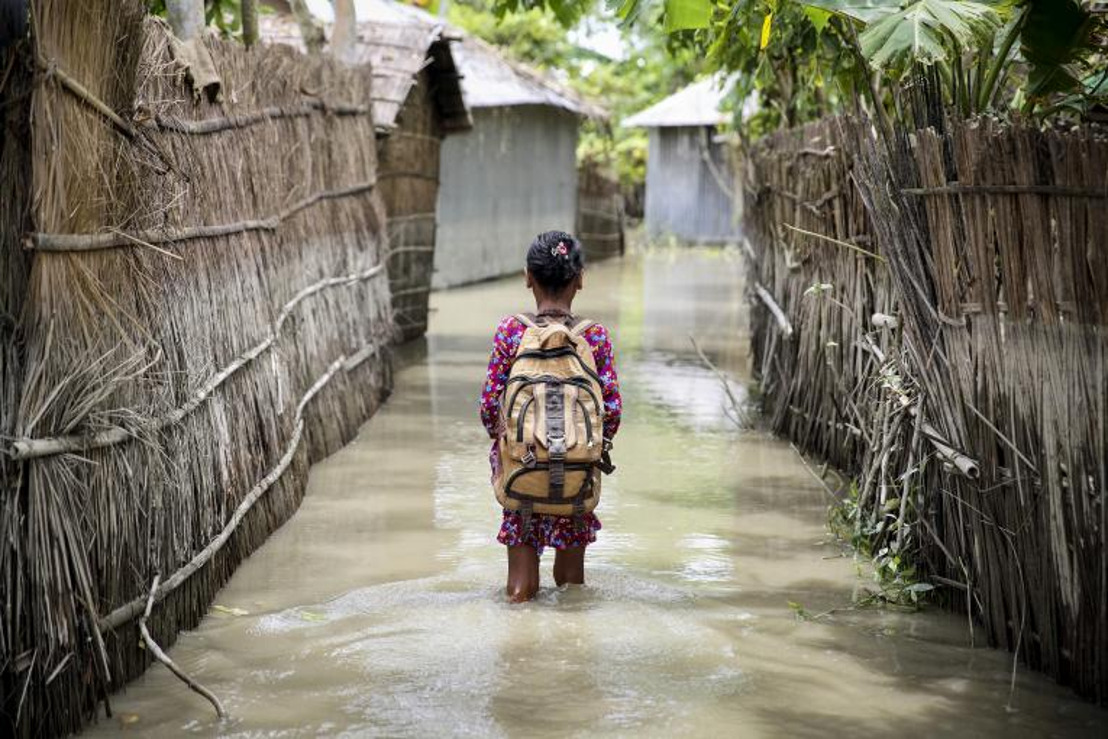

[434,35,609,288]
[2,2,394,734]
[624,76,744,244]
[261,1,471,342]
[363,17,470,340]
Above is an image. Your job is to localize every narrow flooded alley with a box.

[96,251,1106,737]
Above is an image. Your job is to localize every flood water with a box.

[95,251,1106,737]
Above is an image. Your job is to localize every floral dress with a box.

[480,314,622,555]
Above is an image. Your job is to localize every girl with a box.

[479,231,622,603]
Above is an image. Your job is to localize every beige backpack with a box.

[494,313,614,526]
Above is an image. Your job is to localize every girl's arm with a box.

[479,316,523,438]
[585,324,622,439]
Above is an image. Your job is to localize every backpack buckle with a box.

[522,445,537,468]
[548,434,567,460]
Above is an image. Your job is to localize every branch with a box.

[10,262,385,460]
[752,282,794,338]
[138,574,227,719]
[25,181,376,252]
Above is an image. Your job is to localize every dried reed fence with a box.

[378,68,442,341]
[744,116,1108,704]
[576,160,625,261]
[0,1,397,734]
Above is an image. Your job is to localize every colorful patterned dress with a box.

[480,314,622,555]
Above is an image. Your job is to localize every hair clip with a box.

[551,241,569,257]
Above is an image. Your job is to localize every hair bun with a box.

[527,231,584,291]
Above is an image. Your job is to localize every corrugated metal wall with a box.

[435,106,579,288]
[644,126,740,244]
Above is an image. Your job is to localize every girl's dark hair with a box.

[526,231,585,291]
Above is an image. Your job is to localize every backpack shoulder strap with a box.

[515,312,539,328]
[569,317,595,337]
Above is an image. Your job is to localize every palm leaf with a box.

[859,0,1000,69]
[801,0,903,24]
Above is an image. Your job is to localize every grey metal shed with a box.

[624,77,742,245]
[434,36,607,288]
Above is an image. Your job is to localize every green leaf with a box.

[802,0,902,24]
[804,7,834,35]
[859,0,1000,70]
[1020,0,1094,99]
[664,0,713,31]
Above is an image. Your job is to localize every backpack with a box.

[494,313,615,527]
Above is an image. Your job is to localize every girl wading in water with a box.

[480,231,622,603]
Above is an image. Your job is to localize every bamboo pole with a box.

[25,181,376,252]
[289,0,326,53]
[9,263,385,460]
[331,0,357,65]
[241,0,258,48]
[752,282,793,339]
[138,574,227,718]
[101,343,373,632]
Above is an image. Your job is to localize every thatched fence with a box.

[576,160,625,261]
[744,116,1107,703]
[1,1,396,734]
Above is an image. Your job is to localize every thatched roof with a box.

[259,7,471,134]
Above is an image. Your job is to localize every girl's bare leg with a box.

[553,546,585,586]
[506,545,540,602]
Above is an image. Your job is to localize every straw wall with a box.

[379,69,442,342]
[1,2,394,735]
[576,160,625,261]
[745,116,1108,703]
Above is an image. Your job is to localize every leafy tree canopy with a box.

[490,0,1108,136]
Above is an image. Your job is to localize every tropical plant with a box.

[499,0,1108,134]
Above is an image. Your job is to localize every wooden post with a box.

[289,0,326,53]
[165,0,205,40]
[331,0,357,65]
[241,0,258,48]
[165,0,221,100]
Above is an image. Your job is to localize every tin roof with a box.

[262,0,605,124]
[623,75,742,128]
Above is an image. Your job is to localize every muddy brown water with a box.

[93,251,1106,737]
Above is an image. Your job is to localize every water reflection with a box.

[89,252,1106,738]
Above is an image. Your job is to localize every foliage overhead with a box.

[853,0,1001,70]
[495,0,1108,136]
[447,0,705,189]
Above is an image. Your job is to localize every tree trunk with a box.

[242,0,258,48]
[331,0,357,64]
[166,0,205,41]
[289,0,326,53]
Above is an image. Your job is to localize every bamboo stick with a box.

[152,101,370,134]
[138,574,226,718]
[38,55,136,139]
[101,345,364,632]
[902,184,1107,198]
[9,263,385,460]
[753,282,794,339]
[25,181,376,253]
